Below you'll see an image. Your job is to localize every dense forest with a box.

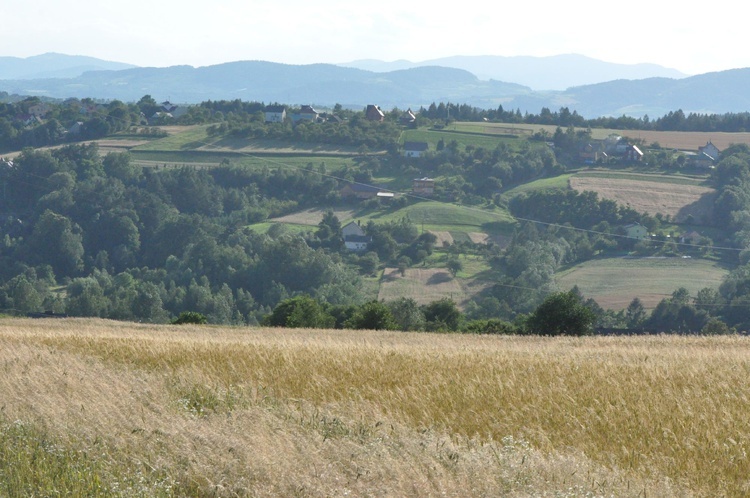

[1,95,750,333]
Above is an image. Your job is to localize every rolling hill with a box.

[340,54,688,91]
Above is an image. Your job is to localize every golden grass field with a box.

[2,318,750,496]
[569,175,717,223]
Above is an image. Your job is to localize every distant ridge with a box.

[1,54,749,118]
[339,54,688,91]
[0,53,137,80]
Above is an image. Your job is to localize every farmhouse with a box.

[412,177,435,195]
[578,143,606,164]
[693,141,721,168]
[149,101,189,123]
[622,144,644,162]
[28,103,52,118]
[264,105,286,123]
[292,105,319,124]
[365,104,385,122]
[623,223,648,240]
[342,221,371,251]
[399,108,417,126]
[404,141,429,158]
[68,121,84,135]
[698,141,720,161]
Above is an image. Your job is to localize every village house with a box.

[149,101,188,123]
[68,122,84,135]
[412,177,435,196]
[365,104,385,122]
[403,141,429,158]
[578,143,606,164]
[698,141,720,161]
[28,103,52,118]
[264,105,286,123]
[622,144,644,162]
[679,230,703,245]
[292,105,319,124]
[623,223,648,240]
[693,141,721,168]
[399,108,417,126]
[341,221,372,251]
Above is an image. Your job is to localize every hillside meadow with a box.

[2,318,749,496]
[556,257,730,310]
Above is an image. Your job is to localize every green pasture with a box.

[354,201,516,235]
[132,125,213,151]
[501,174,572,199]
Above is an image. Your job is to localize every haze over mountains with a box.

[0,53,136,80]
[0,53,747,119]
[339,54,688,91]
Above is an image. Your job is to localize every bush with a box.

[172,311,208,325]
[526,290,595,336]
[463,319,519,335]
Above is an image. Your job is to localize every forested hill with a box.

[3,59,750,117]
[0,53,136,80]
[0,62,529,110]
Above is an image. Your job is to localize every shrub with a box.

[172,311,208,325]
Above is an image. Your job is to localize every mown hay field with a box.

[457,122,750,151]
[557,257,730,310]
[377,267,476,306]
[569,173,717,223]
[270,207,358,226]
[2,318,749,496]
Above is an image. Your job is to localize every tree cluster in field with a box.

[262,291,598,336]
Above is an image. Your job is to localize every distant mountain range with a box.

[0,53,748,119]
[339,54,688,91]
[0,53,136,80]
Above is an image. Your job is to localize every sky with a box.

[2,0,749,76]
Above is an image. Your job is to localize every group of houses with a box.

[263,103,418,127]
[578,134,722,168]
[578,135,645,164]
[11,98,187,136]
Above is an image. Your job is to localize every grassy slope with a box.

[557,257,730,310]
[3,319,749,497]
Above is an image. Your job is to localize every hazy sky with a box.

[2,0,748,75]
